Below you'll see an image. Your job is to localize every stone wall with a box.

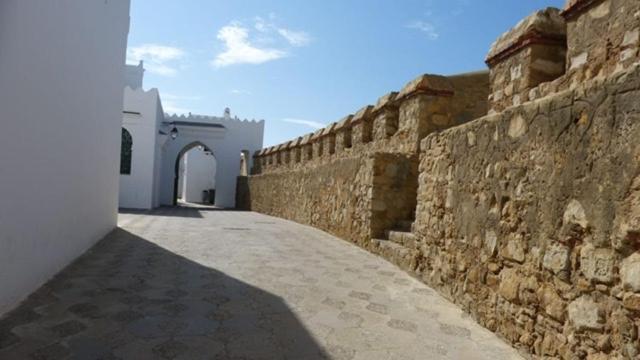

[247,153,418,247]
[563,0,640,85]
[242,0,640,358]
[415,64,640,359]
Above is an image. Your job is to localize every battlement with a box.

[487,0,640,113]
[252,72,489,175]
[164,111,265,132]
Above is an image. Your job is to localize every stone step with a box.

[386,230,417,249]
[371,239,418,271]
[396,220,414,232]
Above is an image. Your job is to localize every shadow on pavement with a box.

[0,228,328,359]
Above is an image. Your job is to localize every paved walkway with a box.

[0,207,522,360]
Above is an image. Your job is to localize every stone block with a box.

[563,199,588,228]
[620,253,640,292]
[538,285,566,321]
[485,230,498,256]
[568,295,604,331]
[507,114,527,138]
[372,92,398,114]
[487,8,566,64]
[623,293,640,311]
[397,74,454,100]
[580,244,615,283]
[543,243,570,274]
[501,234,526,263]
[498,268,520,302]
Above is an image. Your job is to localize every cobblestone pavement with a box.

[0,207,523,360]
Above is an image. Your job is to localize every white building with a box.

[119,64,264,209]
[119,62,166,209]
[0,1,131,315]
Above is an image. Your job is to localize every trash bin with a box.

[208,189,216,204]
[202,190,209,204]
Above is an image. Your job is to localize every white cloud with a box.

[406,21,439,40]
[161,93,201,115]
[162,93,202,101]
[277,28,311,47]
[230,89,252,95]
[213,23,287,67]
[213,16,311,68]
[127,44,186,76]
[163,101,190,115]
[281,118,326,129]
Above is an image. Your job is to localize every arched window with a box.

[120,128,132,175]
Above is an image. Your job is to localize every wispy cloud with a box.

[213,23,286,67]
[161,93,201,115]
[277,29,311,47]
[281,118,326,129]
[230,89,252,95]
[406,20,439,40]
[213,15,311,68]
[127,44,186,76]
[162,93,202,101]
[163,101,190,115]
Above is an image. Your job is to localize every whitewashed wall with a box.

[183,149,217,203]
[0,0,130,315]
[119,87,164,209]
[159,114,265,208]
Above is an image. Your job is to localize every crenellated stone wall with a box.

[252,71,490,176]
[241,0,640,358]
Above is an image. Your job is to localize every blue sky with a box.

[127,0,564,147]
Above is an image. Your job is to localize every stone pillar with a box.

[323,134,336,156]
[301,133,313,161]
[334,115,354,154]
[321,123,337,157]
[372,92,399,143]
[312,130,324,159]
[252,151,263,174]
[280,142,291,166]
[395,74,455,153]
[289,137,302,164]
[351,105,374,147]
[486,7,567,113]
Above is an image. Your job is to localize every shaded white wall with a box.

[119,87,164,210]
[0,0,130,315]
[182,148,217,203]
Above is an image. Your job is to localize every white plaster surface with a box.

[119,87,164,210]
[0,0,130,315]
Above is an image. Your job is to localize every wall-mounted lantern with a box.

[170,126,179,140]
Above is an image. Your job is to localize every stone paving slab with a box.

[0,207,523,359]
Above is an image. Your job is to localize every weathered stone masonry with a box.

[240,0,640,358]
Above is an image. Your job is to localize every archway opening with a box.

[173,142,217,206]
